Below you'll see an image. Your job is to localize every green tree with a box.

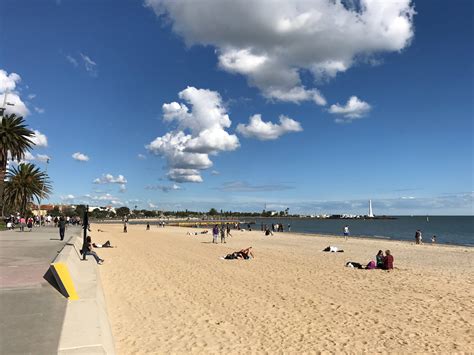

[3,163,51,216]
[208,208,218,216]
[115,206,130,217]
[75,204,87,218]
[50,206,61,217]
[0,114,35,205]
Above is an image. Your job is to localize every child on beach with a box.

[343,225,350,240]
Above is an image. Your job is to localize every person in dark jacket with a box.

[58,216,67,241]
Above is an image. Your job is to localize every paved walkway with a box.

[0,226,80,355]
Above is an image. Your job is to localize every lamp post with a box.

[0,91,14,122]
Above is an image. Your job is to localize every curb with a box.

[52,235,116,354]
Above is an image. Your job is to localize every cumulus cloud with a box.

[145,183,182,192]
[0,69,30,116]
[31,130,48,147]
[72,152,90,162]
[94,173,127,184]
[237,114,302,140]
[146,87,240,183]
[329,96,372,122]
[145,0,415,104]
[19,152,50,163]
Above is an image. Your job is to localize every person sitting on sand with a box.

[376,250,384,268]
[265,227,273,236]
[84,236,105,264]
[323,246,344,252]
[201,230,209,234]
[92,240,114,248]
[383,250,394,270]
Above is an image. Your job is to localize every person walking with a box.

[58,216,66,241]
[343,225,350,241]
[415,229,422,244]
[226,223,232,238]
[212,224,219,244]
[220,225,226,243]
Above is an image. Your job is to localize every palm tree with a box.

[0,114,35,197]
[3,163,51,216]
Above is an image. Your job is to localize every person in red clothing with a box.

[383,250,394,270]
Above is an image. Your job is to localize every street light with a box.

[0,91,14,122]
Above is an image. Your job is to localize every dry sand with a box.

[95,223,473,354]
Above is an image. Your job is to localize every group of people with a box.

[415,229,437,244]
[261,222,290,234]
[5,214,82,232]
[212,224,233,243]
[345,249,394,270]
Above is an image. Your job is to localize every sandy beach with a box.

[95,223,473,354]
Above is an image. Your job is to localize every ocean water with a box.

[251,216,474,247]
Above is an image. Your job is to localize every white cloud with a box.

[148,202,158,208]
[60,194,75,201]
[94,173,127,184]
[167,168,203,183]
[34,107,45,114]
[145,0,414,104]
[237,114,302,140]
[137,153,146,160]
[211,170,220,176]
[0,69,30,117]
[119,184,127,193]
[31,130,48,147]
[329,96,372,122]
[145,183,182,192]
[35,154,51,163]
[0,70,21,92]
[66,55,79,67]
[72,152,90,162]
[80,53,98,76]
[28,94,36,100]
[146,87,240,183]
[19,152,50,163]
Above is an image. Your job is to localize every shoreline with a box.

[96,220,474,248]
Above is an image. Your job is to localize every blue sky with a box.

[1,0,472,215]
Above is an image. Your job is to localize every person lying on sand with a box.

[224,247,255,260]
[323,246,344,252]
[92,240,115,248]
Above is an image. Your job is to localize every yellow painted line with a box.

[50,262,79,300]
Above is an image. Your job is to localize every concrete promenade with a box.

[0,226,80,355]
